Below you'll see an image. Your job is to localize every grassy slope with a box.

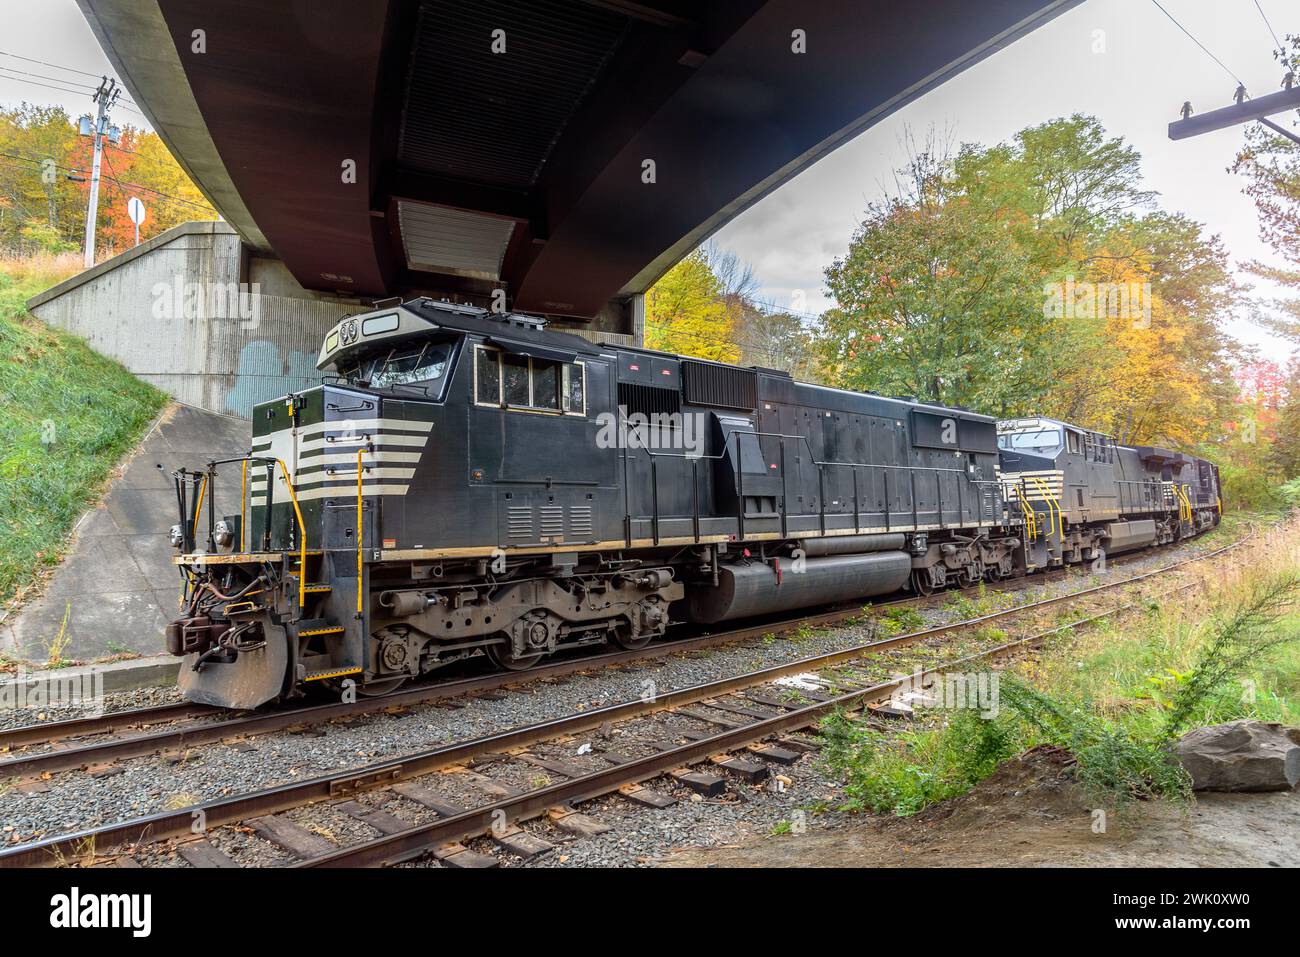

[0,254,167,609]
[820,512,1300,817]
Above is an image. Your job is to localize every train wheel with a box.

[357,676,409,697]
[486,641,544,672]
[910,569,935,597]
[610,622,653,651]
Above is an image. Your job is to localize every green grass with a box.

[875,605,926,636]
[0,256,167,608]
[819,520,1300,816]
[821,708,1018,816]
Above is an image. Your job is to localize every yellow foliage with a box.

[644,249,740,362]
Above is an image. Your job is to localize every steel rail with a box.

[0,529,1235,770]
[0,590,944,776]
[302,594,1179,868]
[0,594,1142,869]
[0,576,976,755]
[1,576,987,755]
[0,527,1246,868]
[0,529,1244,780]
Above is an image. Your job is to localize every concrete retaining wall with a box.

[27,222,361,418]
[27,221,641,418]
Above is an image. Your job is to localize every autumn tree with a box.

[0,101,216,260]
[819,116,1240,453]
[1231,34,1300,341]
[820,140,1055,412]
[644,248,739,362]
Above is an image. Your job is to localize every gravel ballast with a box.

[0,530,1243,856]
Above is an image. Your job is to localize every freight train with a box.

[165,298,1222,708]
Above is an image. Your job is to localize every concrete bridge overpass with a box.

[79,0,1083,332]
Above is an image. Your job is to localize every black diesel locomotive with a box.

[166,299,1222,708]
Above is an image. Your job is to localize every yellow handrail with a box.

[272,458,308,608]
[356,448,365,615]
[240,458,248,552]
[1009,483,1037,539]
[192,473,208,543]
[1027,476,1061,537]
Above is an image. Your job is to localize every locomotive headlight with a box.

[213,520,234,548]
[169,523,184,548]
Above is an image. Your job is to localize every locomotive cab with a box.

[998,416,1124,567]
[998,417,1119,526]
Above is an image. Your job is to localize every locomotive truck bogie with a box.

[369,564,683,680]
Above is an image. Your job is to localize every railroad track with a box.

[0,586,1010,778]
[0,526,1251,868]
[0,535,1230,781]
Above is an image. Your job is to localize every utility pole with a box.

[82,76,120,268]
[1168,74,1300,146]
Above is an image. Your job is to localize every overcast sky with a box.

[1,0,1296,358]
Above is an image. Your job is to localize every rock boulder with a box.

[1174,720,1300,792]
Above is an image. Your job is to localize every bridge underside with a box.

[82,0,1081,324]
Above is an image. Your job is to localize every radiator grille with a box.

[569,505,593,536]
[506,506,533,539]
[617,382,680,419]
[539,506,565,537]
[681,360,756,411]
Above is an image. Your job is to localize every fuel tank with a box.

[683,551,912,624]
[796,533,906,557]
[1103,520,1157,554]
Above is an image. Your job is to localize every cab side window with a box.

[532,360,560,410]
[474,345,585,416]
[475,347,500,404]
[502,354,530,406]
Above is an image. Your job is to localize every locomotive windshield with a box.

[342,335,458,395]
[997,427,1062,456]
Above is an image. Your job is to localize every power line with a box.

[745,294,824,322]
[1253,0,1285,57]
[0,64,99,93]
[1150,0,1248,90]
[97,174,213,212]
[0,74,100,100]
[0,50,103,80]
[0,150,214,212]
[0,49,144,117]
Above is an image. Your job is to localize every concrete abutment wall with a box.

[27,220,642,420]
